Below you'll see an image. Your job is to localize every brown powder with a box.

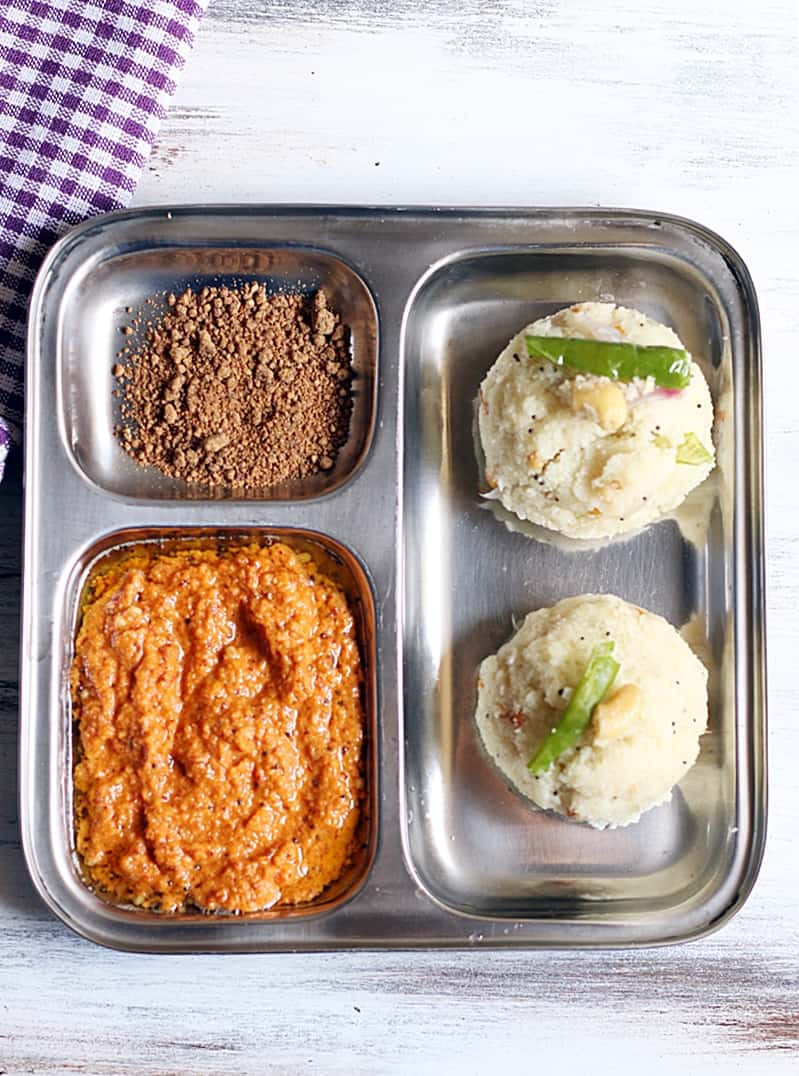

[114,283,353,490]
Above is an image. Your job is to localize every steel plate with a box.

[21,206,766,950]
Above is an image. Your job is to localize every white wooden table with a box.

[2,1,797,1071]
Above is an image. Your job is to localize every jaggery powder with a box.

[72,542,366,913]
[113,284,353,490]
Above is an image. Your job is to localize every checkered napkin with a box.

[0,0,208,478]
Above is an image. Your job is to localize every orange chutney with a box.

[71,542,365,913]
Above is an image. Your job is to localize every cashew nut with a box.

[571,380,628,433]
[592,683,643,744]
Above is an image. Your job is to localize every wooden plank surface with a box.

[2,0,798,1071]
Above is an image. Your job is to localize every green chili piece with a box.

[675,431,713,465]
[525,335,692,389]
[527,641,620,774]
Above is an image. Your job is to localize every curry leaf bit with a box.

[525,335,692,390]
[527,641,620,774]
[675,431,713,465]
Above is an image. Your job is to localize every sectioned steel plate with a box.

[21,207,766,951]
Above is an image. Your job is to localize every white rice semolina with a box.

[475,594,708,829]
[477,302,715,540]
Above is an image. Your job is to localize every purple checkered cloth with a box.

[0,0,207,473]
[0,417,8,481]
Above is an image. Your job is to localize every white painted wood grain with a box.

[2,0,798,1072]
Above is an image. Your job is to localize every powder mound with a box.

[114,284,353,490]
